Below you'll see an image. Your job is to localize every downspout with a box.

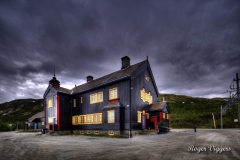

[71,96,73,131]
[129,77,132,138]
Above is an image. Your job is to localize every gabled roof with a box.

[71,60,147,94]
[149,102,170,113]
[28,111,44,122]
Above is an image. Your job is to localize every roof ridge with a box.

[71,59,147,93]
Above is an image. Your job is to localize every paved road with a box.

[0,129,240,160]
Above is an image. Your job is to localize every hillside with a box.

[0,94,238,129]
[159,94,239,128]
[0,99,43,124]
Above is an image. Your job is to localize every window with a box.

[72,113,102,125]
[108,131,114,135]
[80,97,83,104]
[48,117,54,123]
[94,113,102,124]
[86,114,94,124]
[79,115,86,124]
[98,93,103,102]
[107,110,115,123]
[72,116,79,125]
[42,122,44,125]
[90,92,103,104]
[109,88,118,100]
[166,114,170,120]
[137,111,142,123]
[48,99,53,108]
[146,113,150,119]
[163,113,166,119]
[73,99,76,107]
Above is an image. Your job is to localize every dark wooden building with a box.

[43,56,170,135]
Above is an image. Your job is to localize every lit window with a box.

[163,113,166,119]
[109,88,118,100]
[79,115,86,124]
[146,113,150,119]
[73,99,76,107]
[166,114,170,120]
[48,99,53,108]
[137,111,142,123]
[86,114,94,124]
[72,116,79,125]
[48,117,54,123]
[108,131,114,135]
[94,113,102,124]
[98,93,103,102]
[42,122,44,125]
[107,110,115,123]
[90,92,103,104]
[80,97,83,103]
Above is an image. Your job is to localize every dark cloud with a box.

[0,0,239,103]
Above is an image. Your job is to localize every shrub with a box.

[0,120,12,131]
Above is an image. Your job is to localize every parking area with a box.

[0,129,240,160]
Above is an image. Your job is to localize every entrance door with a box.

[34,123,37,130]
[150,116,157,130]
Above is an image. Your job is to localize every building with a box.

[26,111,44,130]
[43,56,170,136]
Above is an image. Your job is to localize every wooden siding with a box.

[44,86,57,129]
[131,66,158,130]
[71,79,130,130]
[59,93,72,130]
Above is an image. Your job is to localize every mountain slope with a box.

[0,99,43,123]
[159,94,239,128]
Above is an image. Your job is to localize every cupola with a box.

[49,74,60,87]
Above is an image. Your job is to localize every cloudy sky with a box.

[0,0,239,103]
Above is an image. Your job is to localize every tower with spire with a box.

[49,67,60,87]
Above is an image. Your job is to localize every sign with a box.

[140,88,153,104]
[145,75,150,82]
[234,119,238,122]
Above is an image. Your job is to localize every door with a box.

[150,116,157,130]
[34,123,37,130]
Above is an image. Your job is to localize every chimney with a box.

[121,56,130,69]
[87,75,94,82]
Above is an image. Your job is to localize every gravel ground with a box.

[0,129,240,160]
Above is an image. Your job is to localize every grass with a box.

[159,94,239,128]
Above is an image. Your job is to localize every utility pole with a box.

[212,113,216,129]
[234,73,240,129]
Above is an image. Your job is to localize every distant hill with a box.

[0,99,43,124]
[0,94,238,129]
[159,94,239,128]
